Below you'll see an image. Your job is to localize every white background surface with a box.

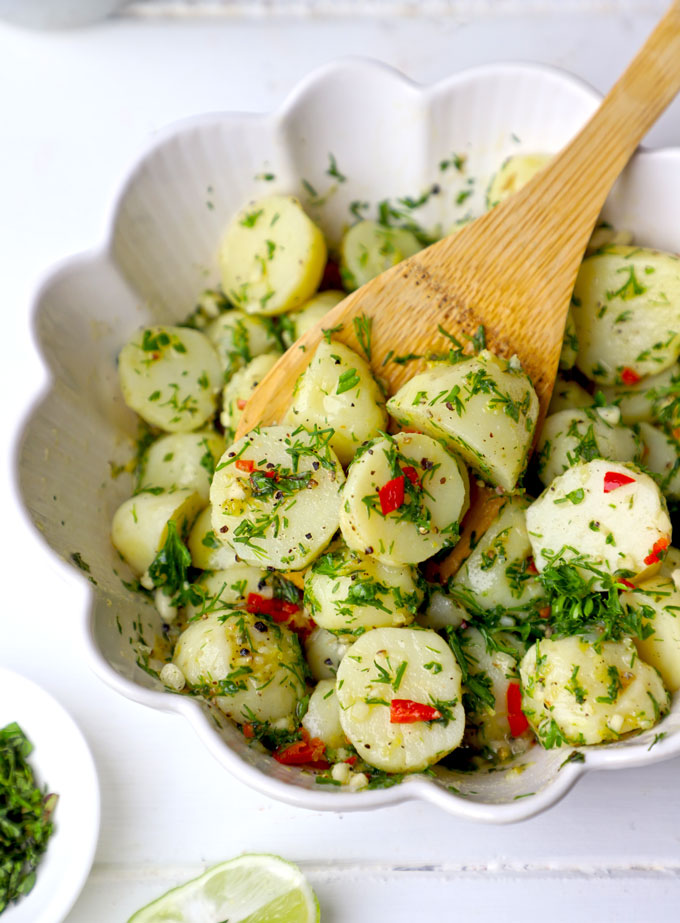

[1,4,680,922]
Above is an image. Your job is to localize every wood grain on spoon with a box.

[237,1,680,573]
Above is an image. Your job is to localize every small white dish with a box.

[16,58,680,822]
[0,668,100,923]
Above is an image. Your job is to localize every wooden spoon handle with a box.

[490,0,680,267]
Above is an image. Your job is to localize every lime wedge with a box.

[127,854,320,923]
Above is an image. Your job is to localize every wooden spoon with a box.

[236,1,680,576]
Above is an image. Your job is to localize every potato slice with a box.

[220,353,281,438]
[112,488,203,576]
[210,425,344,571]
[536,406,640,487]
[186,506,238,571]
[340,220,421,290]
[486,153,551,208]
[182,565,273,622]
[458,627,526,758]
[205,310,279,378]
[623,576,680,691]
[139,430,225,502]
[305,542,423,634]
[637,422,680,499]
[219,195,326,315]
[572,245,680,385]
[547,377,593,416]
[336,627,465,772]
[304,627,353,682]
[289,290,345,341]
[454,496,543,611]
[284,340,387,467]
[559,308,579,371]
[339,432,468,566]
[302,679,347,749]
[526,459,671,580]
[173,611,306,724]
[599,362,680,426]
[520,635,670,746]
[387,350,538,491]
[118,326,222,433]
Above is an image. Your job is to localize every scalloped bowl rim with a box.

[17,56,680,824]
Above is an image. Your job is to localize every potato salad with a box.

[111,156,680,790]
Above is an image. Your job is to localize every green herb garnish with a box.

[0,723,58,912]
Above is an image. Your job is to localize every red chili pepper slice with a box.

[506,682,529,737]
[236,398,248,410]
[527,557,538,575]
[261,469,277,479]
[344,756,358,766]
[621,366,641,385]
[644,536,670,566]
[242,722,255,739]
[617,578,636,590]
[538,605,551,620]
[603,470,636,493]
[379,475,405,515]
[673,427,680,442]
[235,458,255,473]
[246,592,300,622]
[389,699,442,724]
[321,258,343,291]
[402,465,420,485]
[273,734,327,766]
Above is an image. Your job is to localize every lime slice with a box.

[127,854,320,923]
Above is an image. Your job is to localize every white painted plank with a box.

[67,866,680,922]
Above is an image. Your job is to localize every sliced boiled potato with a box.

[585,223,634,255]
[139,430,225,502]
[526,459,671,580]
[210,425,344,570]
[536,406,640,487]
[301,679,347,749]
[417,591,468,631]
[559,308,579,371]
[520,635,670,747]
[339,432,468,566]
[289,290,345,341]
[112,488,203,576]
[284,340,387,467]
[205,310,279,379]
[637,422,680,499]
[182,565,273,622]
[454,496,543,611]
[458,627,526,758]
[486,153,551,208]
[387,350,538,491]
[336,627,465,772]
[623,576,680,691]
[340,220,422,291]
[118,325,222,433]
[600,362,680,426]
[547,377,593,416]
[219,195,326,315]
[220,353,281,438]
[305,542,423,634]
[572,245,680,385]
[187,505,240,571]
[172,610,306,724]
[304,627,353,681]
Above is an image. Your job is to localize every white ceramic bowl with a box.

[0,669,100,923]
[17,59,680,823]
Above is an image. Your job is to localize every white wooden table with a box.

[2,5,680,921]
